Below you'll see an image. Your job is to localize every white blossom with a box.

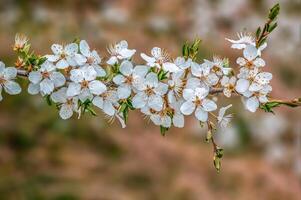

[244,85,272,112]
[217,104,233,128]
[51,87,79,119]
[191,61,219,87]
[92,89,119,117]
[28,61,65,96]
[132,72,168,111]
[167,70,185,104]
[79,40,106,77]
[113,60,148,99]
[46,43,84,69]
[0,61,21,101]
[67,66,106,101]
[236,45,265,69]
[221,76,236,98]
[141,47,179,73]
[180,87,217,122]
[107,40,136,65]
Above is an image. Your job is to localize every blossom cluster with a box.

[0,30,273,132]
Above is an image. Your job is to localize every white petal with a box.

[173,113,184,128]
[103,101,115,116]
[51,44,63,54]
[113,74,126,85]
[255,72,272,85]
[79,40,91,57]
[120,60,133,76]
[4,81,21,95]
[145,72,158,87]
[259,95,268,103]
[206,73,219,86]
[59,104,73,119]
[133,65,148,77]
[162,62,179,73]
[78,88,93,102]
[40,78,54,95]
[70,69,84,83]
[154,83,168,95]
[236,57,246,66]
[28,83,40,95]
[51,87,67,103]
[180,101,195,115]
[220,76,229,86]
[56,59,69,69]
[195,87,209,99]
[161,116,172,128]
[195,107,208,122]
[88,80,107,95]
[191,62,202,77]
[150,114,161,126]
[82,66,97,81]
[65,43,78,55]
[235,79,250,93]
[92,96,104,109]
[119,49,136,59]
[106,56,118,65]
[186,78,201,89]
[202,99,217,112]
[253,58,265,67]
[140,53,156,65]
[3,67,17,79]
[50,72,66,87]
[74,53,87,65]
[117,85,131,99]
[46,55,60,62]
[148,95,163,111]
[66,56,77,67]
[245,96,259,112]
[94,66,106,77]
[132,92,147,108]
[249,82,263,92]
[243,45,258,61]
[28,71,42,84]
[183,89,195,101]
[66,82,81,97]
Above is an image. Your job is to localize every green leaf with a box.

[268,22,278,33]
[256,27,261,39]
[160,126,169,136]
[45,95,52,106]
[268,3,280,21]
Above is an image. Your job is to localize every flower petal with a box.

[162,62,179,73]
[3,67,17,79]
[56,59,69,69]
[79,40,91,57]
[28,71,42,84]
[132,92,147,108]
[117,85,131,99]
[245,96,259,112]
[88,80,107,95]
[120,60,133,76]
[66,82,81,97]
[59,104,73,119]
[40,78,54,95]
[243,45,258,61]
[28,83,40,95]
[235,79,249,94]
[50,72,66,87]
[4,81,21,95]
[202,99,217,112]
[173,113,184,128]
[51,44,63,54]
[65,43,78,55]
[148,94,163,111]
[92,96,104,109]
[195,107,208,122]
[180,101,195,115]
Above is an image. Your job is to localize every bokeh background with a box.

[0,0,300,199]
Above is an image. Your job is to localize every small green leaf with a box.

[268,3,280,21]
[268,22,277,33]
[160,126,169,136]
[256,27,261,39]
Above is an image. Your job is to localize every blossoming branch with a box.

[1,4,299,171]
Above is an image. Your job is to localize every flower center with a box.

[145,86,155,96]
[87,57,94,65]
[246,60,253,68]
[42,71,50,78]
[0,76,6,85]
[125,75,133,84]
[194,97,202,107]
[81,80,89,88]
[212,65,220,73]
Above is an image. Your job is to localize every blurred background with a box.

[0,0,300,199]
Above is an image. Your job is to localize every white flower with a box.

[191,62,219,87]
[46,43,84,69]
[167,70,185,104]
[67,66,106,101]
[226,32,267,56]
[79,40,106,77]
[244,85,272,112]
[107,40,136,65]
[174,57,192,70]
[221,76,236,98]
[132,72,168,111]
[217,104,233,128]
[141,47,179,73]
[113,60,148,99]
[28,61,65,96]
[236,45,265,69]
[92,89,119,117]
[50,87,79,119]
[235,67,272,94]
[180,87,217,122]
[204,57,232,76]
[0,61,21,101]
